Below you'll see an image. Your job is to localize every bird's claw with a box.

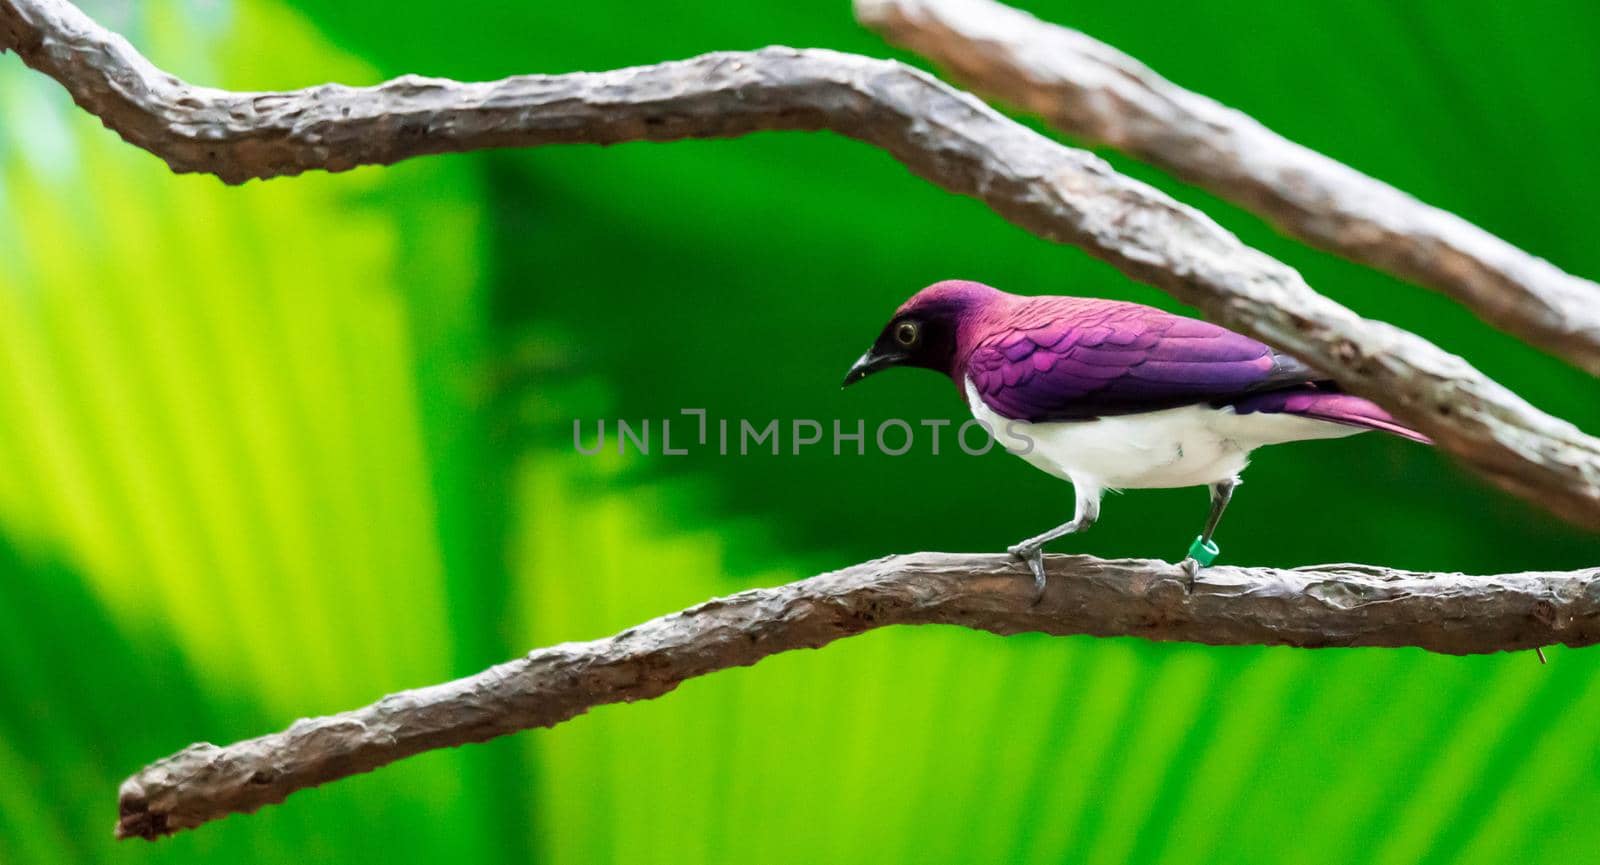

[1009,543,1048,604]
[1180,535,1219,591]
[1179,556,1200,588]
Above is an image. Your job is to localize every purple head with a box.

[842,280,1002,387]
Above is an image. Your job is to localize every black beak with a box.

[842,349,907,388]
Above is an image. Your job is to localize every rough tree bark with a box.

[4,0,1600,528]
[855,0,1600,377]
[0,0,1595,844]
[115,553,1600,839]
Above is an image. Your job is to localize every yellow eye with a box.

[895,321,919,346]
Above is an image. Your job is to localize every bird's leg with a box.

[1008,486,1101,601]
[1181,477,1238,583]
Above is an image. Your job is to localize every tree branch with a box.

[2,0,1590,844]
[856,0,1600,376]
[115,552,1600,840]
[4,0,1600,525]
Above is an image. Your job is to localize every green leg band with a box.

[1187,536,1220,566]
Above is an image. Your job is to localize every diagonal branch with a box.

[4,0,1600,525]
[3,0,1591,845]
[115,552,1600,840]
[857,0,1600,376]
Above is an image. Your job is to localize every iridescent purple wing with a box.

[966,301,1313,422]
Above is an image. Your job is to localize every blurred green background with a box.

[3,0,1599,862]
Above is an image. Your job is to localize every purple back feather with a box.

[896,281,1427,442]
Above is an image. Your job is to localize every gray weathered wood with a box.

[3,0,1596,841]
[115,552,1600,840]
[857,0,1600,376]
[5,0,1599,526]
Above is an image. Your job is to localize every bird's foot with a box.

[1008,542,1048,604]
[1180,536,1220,590]
[1179,556,1200,589]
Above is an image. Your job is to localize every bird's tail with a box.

[1228,387,1432,444]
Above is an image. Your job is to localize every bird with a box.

[842,279,1429,595]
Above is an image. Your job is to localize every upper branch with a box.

[5,0,1600,527]
[115,552,1600,840]
[857,0,1600,376]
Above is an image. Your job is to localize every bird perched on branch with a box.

[842,280,1429,594]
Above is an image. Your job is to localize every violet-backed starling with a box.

[843,280,1429,594]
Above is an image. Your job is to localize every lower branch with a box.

[117,552,1599,840]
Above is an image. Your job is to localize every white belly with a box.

[965,379,1363,491]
